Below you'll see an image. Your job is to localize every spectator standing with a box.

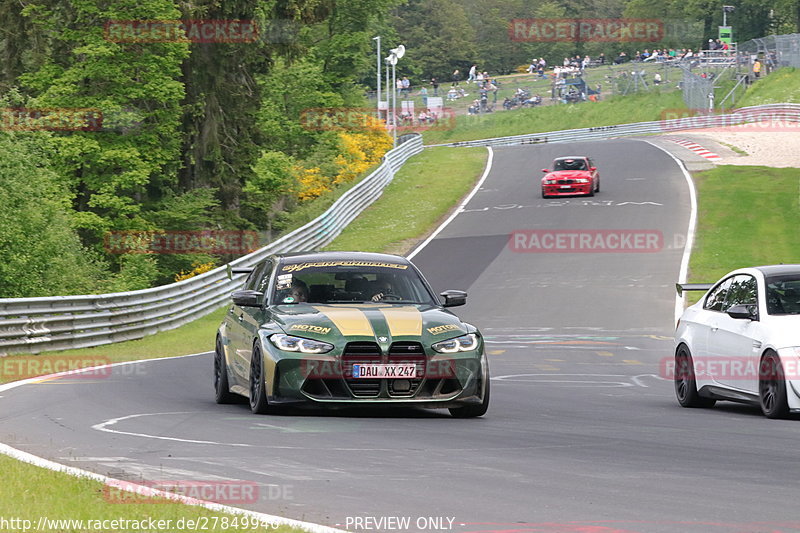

[753,59,762,78]
[467,64,477,83]
[487,80,498,103]
[419,85,428,107]
[431,77,439,96]
[401,77,410,98]
[452,69,461,86]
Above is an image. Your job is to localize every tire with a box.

[249,344,271,414]
[674,345,715,408]
[595,178,600,192]
[450,369,490,418]
[541,189,548,199]
[587,185,595,197]
[214,335,236,404]
[759,351,789,419]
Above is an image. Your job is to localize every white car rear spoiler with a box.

[675,283,714,296]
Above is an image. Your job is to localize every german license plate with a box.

[351,364,417,379]
[560,185,572,189]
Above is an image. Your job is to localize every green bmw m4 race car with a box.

[214,251,490,417]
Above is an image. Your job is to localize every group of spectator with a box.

[526,58,548,77]
[706,39,731,51]
[397,109,440,126]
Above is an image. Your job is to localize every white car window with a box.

[703,277,733,312]
[724,275,757,309]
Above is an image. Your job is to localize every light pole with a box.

[387,45,405,146]
[722,5,734,27]
[373,36,381,119]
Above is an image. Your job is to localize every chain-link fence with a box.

[739,34,800,69]
[681,33,800,110]
[680,65,717,110]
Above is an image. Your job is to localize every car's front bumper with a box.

[263,346,486,408]
[542,183,592,196]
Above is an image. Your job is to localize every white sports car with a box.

[674,265,800,418]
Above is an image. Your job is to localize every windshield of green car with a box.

[272,261,437,305]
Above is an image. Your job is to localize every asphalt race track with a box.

[4,139,800,533]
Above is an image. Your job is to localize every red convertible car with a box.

[541,156,600,198]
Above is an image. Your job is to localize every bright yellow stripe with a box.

[379,306,422,337]
[312,306,374,337]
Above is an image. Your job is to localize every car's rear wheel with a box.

[450,371,490,418]
[214,335,236,404]
[759,351,789,419]
[675,345,715,408]
[249,344,271,414]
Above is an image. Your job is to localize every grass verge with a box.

[423,89,685,144]
[686,165,800,302]
[324,147,488,255]
[738,67,800,106]
[0,455,302,533]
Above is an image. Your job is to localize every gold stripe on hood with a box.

[379,306,423,337]
[312,306,374,337]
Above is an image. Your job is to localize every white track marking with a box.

[638,139,697,325]
[407,146,494,259]
[0,351,346,533]
[631,374,670,388]
[92,412,253,447]
[492,373,640,388]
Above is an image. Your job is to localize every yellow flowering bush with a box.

[294,113,393,201]
[174,260,216,282]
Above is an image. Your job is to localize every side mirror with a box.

[231,290,263,307]
[727,303,757,321]
[590,166,597,171]
[440,290,467,307]
[541,168,549,173]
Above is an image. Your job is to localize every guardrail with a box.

[0,135,423,355]
[429,103,800,148]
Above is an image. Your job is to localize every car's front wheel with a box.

[214,335,236,404]
[759,351,789,419]
[541,189,548,199]
[675,345,715,408]
[249,344,271,414]
[450,371,490,418]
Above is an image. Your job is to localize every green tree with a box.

[0,133,107,297]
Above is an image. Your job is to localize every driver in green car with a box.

[370,275,395,301]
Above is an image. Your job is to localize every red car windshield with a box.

[553,159,587,171]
